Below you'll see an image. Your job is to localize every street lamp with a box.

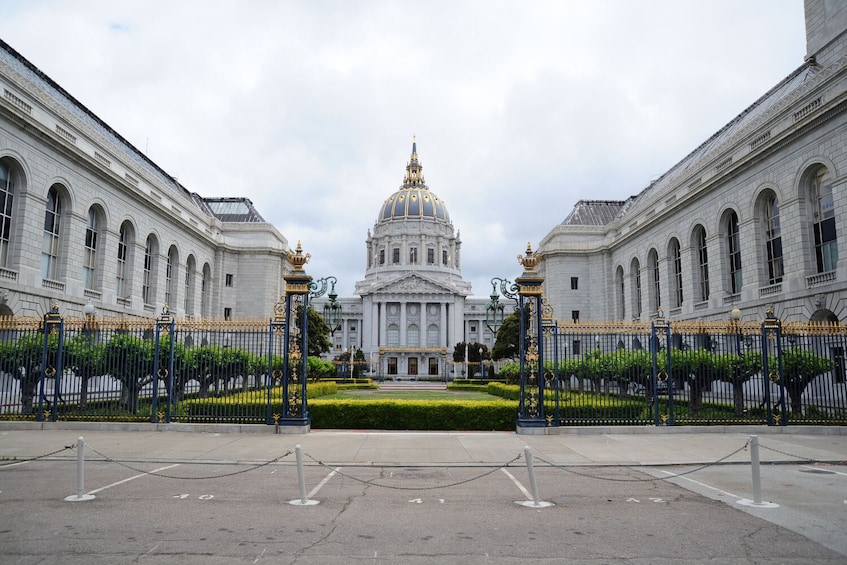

[479,346,484,378]
[320,278,342,336]
[485,283,504,336]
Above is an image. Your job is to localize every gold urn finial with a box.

[287,241,311,272]
[517,242,542,273]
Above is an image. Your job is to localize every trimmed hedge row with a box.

[308,399,517,430]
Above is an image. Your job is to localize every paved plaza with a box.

[1,424,846,563]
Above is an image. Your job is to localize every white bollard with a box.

[288,444,319,506]
[64,437,95,502]
[737,435,779,508]
[516,446,554,508]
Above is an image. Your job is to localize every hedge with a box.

[308,398,517,430]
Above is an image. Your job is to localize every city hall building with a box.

[538,0,847,326]
[1,0,846,379]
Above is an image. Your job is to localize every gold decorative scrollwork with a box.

[44,366,56,378]
[657,371,668,382]
[768,371,780,383]
[157,368,169,378]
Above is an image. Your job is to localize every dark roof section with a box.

[199,197,266,222]
[562,200,627,226]
[0,38,195,205]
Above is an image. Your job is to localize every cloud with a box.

[0,0,807,298]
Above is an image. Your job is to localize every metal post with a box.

[515,446,553,508]
[738,435,779,508]
[64,437,94,501]
[288,444,319,506]
[750,435,762,504]
[525,446,540,506]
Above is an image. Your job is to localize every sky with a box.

[0,0,807,298]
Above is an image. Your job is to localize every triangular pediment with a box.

[367,274,461,296]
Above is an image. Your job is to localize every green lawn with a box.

[320,389,496,401]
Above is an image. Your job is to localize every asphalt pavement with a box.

[1,423,846,563]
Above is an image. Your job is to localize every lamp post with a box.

[313,276,342,336]
[478,346,484,378]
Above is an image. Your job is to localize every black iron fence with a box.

[0,312,280,424]
[1,310,845,426]
[541,316,847,426]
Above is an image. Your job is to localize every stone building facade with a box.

[0,39,290,321]
[538,0,847,326]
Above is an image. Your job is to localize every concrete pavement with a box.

[2,423,847,563]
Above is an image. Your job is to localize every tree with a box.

[102,333,155,414]
[452,342,488,377]
[63,332,105,408]
[491,311,522,361]
[0,331,59,414]
[780,347,834,414]
[304,306,332,357]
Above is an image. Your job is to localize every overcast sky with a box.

[0,1,807,298]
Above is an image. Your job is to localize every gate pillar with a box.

[278,242,312,432]
[761,308,787,426]
[516,243,546,433]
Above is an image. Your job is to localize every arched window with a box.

[41,185,63,280]
[83,207,99,290]
[764,194,783,284]
[694,226,710,302]
[616,265,625,319]
[811,166,838,273]
[165,246,179,309]
[387,324,400,347]
[669,238,683,308]
[631,258,642,318]
[648,248,660,313]
[726,211,742,294]
[142,235,158,306]
[201,263,212,317]
[407,324,420,347]
[185,255,196,315]
[0,161,17,268]
[116,222,134,301]
[427,323,439,347]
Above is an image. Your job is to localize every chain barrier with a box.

[0,444,75,467]
[531,439,753,483]
[304,451,524,491]
[82,441,295,480]
[757,441,831,464]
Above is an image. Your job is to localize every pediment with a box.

[370,274,457,295]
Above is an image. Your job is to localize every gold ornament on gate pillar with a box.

[517,242,542,274]
[287,241,311,272]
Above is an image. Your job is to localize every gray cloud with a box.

[0,0,805,297]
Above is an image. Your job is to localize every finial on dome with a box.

[403,137,425,187]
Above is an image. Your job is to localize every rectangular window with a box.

[765,197,783,284]
[409,247,417,264]
[224,307,232,320]
[429,358,439,375]
[392,248,400,264]
[573,340,581,356]
[387,357,398,375]
[570,277,578,290]
[442,249,448,265]
[408,357,418,376]
[697,230,710,302]
[427,248,434,264]
[572,310,579,322]
[380,249,386,265]
[225,273,233,287]
[470,324,477,332]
